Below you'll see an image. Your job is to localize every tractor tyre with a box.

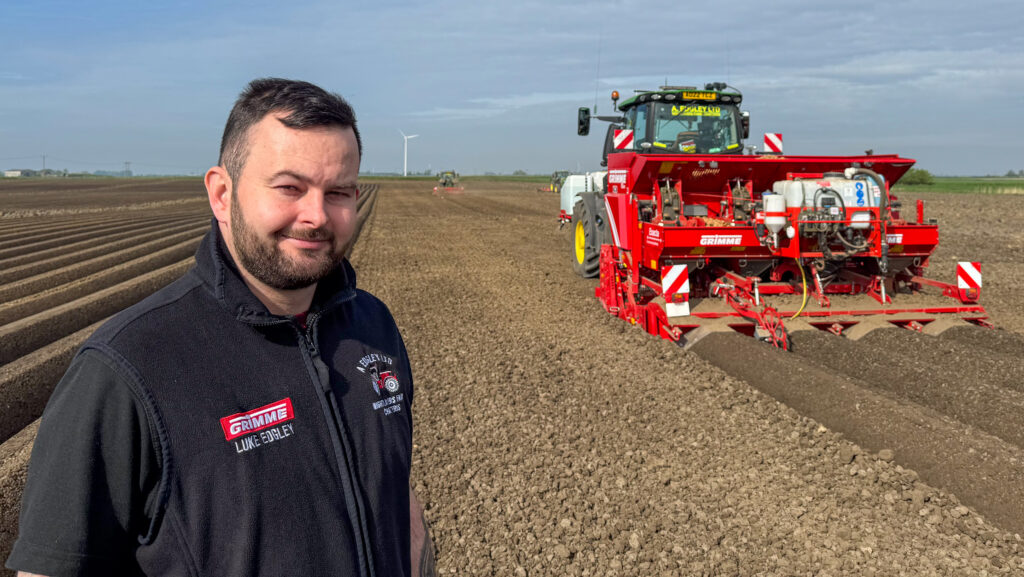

[571,199,601,278]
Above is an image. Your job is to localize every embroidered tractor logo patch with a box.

[368,364,400,397]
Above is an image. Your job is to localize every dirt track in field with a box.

[2,178,1024,575]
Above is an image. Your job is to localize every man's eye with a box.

[329,188,357,198]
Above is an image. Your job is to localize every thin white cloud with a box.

[406,107,499,121]
[469,91,596,108]
[406,90,598,121]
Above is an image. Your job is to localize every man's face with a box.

[225,114,360,291]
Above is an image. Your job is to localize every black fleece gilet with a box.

[8,222,414,577]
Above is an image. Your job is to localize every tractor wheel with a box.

[571,200,601,278]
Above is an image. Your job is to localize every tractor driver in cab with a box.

[695,116,728,151]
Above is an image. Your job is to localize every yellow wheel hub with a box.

[574,220,586,264]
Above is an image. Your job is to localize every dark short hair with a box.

[218,78,362,183]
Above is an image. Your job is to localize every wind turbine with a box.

[399,130,419,177]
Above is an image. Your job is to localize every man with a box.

[7,78,434,576]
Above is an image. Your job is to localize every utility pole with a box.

[42,154,45,176]
[124,161,131,177]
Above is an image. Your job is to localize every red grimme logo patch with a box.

[220,398,294,441]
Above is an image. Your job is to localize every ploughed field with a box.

[2,178,1024,575]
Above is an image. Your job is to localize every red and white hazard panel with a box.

[661,264,690,317]
[956,261,981,302]
[763,133,783,153]
[613,129,634,150]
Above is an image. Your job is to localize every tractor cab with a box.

[579,83,751,165]
[438,170,459,187]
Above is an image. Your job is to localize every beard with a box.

[229,194,344,290]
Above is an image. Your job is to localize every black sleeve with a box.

[5,348,162,577]
[401,335,414,455]
[399,333,414,410]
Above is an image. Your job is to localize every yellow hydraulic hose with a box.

[790,258,808,320]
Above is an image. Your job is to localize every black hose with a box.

[813,187,846,212]
[818,231,836,260]
[836,230,869,251]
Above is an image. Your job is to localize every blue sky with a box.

[1,0,1021,176]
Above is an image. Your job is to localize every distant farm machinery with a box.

[542,170,572,193]
[434,170,464,194]
[565,83,988,349]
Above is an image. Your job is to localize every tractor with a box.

[568,83,988,348]
[548,170,571,193]
[434,170,464,194]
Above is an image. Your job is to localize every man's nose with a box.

[297,191,329,228]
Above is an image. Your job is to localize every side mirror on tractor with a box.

[578,107,591,136]
[741,111,750,140]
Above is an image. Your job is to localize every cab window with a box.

[630,104,648,144]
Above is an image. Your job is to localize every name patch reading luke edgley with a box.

[221,398,295,441]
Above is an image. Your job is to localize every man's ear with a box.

[205,166,232,223]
